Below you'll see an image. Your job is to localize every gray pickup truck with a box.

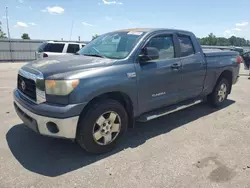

[13,28,241,153]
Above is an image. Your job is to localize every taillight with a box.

[43,53,48,58]
[236,56,243,64]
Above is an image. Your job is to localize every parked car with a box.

[231,47,244,55]
[36,41,87,59]
[242,51,250,70]
[14,28,241,153]
[241,51,250,77]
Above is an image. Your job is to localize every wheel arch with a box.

[79,91,135,128]
[217,70,233,94]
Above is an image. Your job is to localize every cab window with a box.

[177,36,195,57]
[67,44,80,53]
[145,35,175,60]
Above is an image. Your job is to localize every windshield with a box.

[78,31,146,59]
[37,43,47,52]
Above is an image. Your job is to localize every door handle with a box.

[171,63,181,69]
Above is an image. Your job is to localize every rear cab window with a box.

[38,43,65,53]
[177,35,195,57]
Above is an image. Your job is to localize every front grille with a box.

[18,74,37,101]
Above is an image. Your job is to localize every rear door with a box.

[136,33,183,113]
[177,34,206,101]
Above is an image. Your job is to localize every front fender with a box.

[68,64,138,116]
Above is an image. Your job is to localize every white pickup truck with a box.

[36,41,87,59]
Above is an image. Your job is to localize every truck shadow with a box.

[6,100,235,177]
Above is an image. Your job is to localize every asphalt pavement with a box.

[0,63,250,188]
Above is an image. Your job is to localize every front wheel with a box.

[76,99,128,154]
[208,78,230,107]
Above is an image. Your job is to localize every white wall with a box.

[0,39,44,61]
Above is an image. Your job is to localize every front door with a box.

[135,34,183,114]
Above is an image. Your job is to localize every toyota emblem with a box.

[21,80,26,91]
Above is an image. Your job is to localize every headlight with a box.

[45,79,79,96]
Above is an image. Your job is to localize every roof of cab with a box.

[113,28,193,34]
[47,41,87,44]
[114,28,153,32]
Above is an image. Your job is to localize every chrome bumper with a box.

[14,99,79,139]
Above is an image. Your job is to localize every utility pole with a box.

[6,7,13,62]
[6,7,10,39]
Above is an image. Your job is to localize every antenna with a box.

[69,21,74,41]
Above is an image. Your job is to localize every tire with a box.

[76,99,128,154]
[208,78,230,107]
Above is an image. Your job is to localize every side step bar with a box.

[137,99,203,122]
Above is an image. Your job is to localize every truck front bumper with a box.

[13,89,86,139]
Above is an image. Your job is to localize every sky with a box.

[1,0,250,41]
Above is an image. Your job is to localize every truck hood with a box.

[22,55,116,78]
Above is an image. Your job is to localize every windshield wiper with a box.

[83,54,106,58]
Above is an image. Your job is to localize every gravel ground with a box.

[0,63,250,188]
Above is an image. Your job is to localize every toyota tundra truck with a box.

[13,28,241,153]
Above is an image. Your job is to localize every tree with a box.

[92,34,99,40]
[207,33,217,45]
[216,37,230,46]
[0,22,7,38]
[21,33,30,39]
[199,33,250,47]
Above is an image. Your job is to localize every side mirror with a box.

[139,47,159,62]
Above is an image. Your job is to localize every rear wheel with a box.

[208,78,230,107]
[76,99,128,154]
